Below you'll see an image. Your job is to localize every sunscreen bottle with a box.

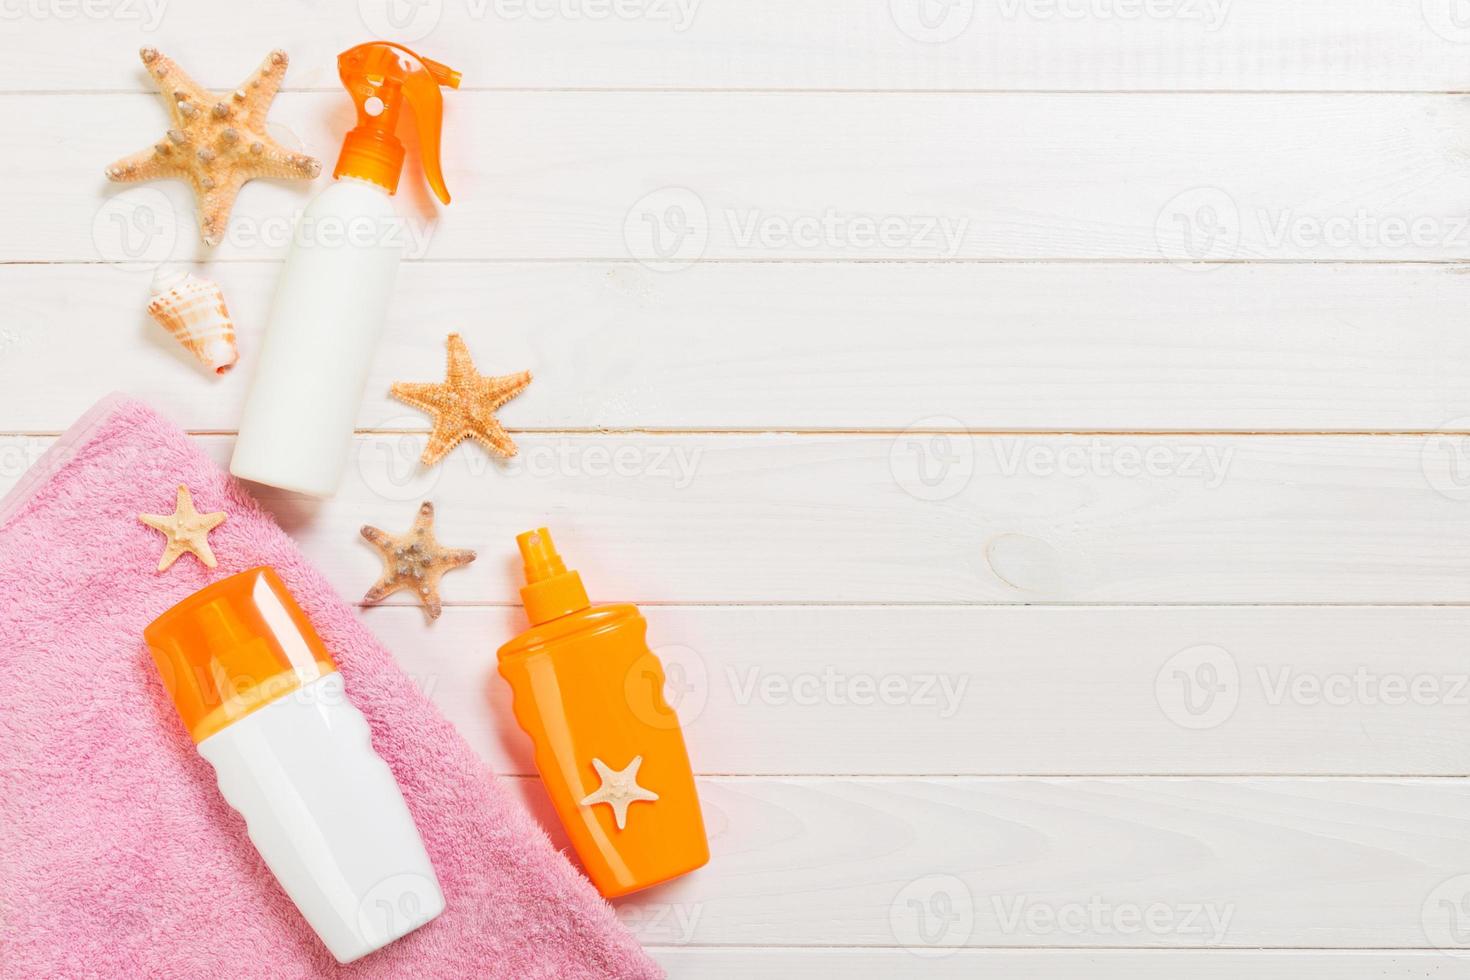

[144,567,444,962]
[231,42,459,497]
[497,529,709,897]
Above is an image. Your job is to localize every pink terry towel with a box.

[0,394,662,980]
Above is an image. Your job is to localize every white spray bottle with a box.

[231,42,459,497]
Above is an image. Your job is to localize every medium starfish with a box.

[105,47,321,246]
[580,756,660,831]
[139,484,227,572]
[360,501,476,621]
[390,333,532,466]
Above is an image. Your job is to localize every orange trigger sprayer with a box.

[232,41,462,497]
[334,42,461,203]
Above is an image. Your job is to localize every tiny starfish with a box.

[390,333,532,466]
[580,756,660,831]
[360,501,476,621]
[139,484,227,572]
[105,47,321,246]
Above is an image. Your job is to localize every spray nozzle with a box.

[516,528,591,625]
[333,42,460,204]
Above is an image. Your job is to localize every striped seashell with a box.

[146,266,238,375]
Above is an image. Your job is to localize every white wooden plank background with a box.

[649,949,1470,977]
[6,431,1470,604]
[23,91,1470,264]
[358,604,1470,777]
[8,1,1470,93]
[7,2,1470,976]
[8,262,1470,432]
[513,776,1470,947]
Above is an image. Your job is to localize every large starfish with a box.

[390,333,532,466]
[360,501,476,621]
[138,484,227,572]
[105,47,321,246]
[580,756,660,830]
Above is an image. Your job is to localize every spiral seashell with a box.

[146,267,238,375]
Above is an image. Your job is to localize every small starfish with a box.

[360,501,476,621]
[105,47,321,246]
[390,333,532,466]
[580,756,660,831]
[139,484,227,572]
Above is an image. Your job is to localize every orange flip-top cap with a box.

[144,567,335,743]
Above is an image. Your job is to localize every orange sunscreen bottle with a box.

[497,529,708,897]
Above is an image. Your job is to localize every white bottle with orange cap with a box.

[231,42,460,498]
[144,567,444,962]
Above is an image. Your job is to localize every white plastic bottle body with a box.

[231,179,403,497]
[197,672,444,963]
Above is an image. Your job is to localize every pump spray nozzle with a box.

[333,42,460,204]
[515,528,590,625]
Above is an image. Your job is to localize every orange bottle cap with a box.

[333,42,460,203]
[516,528,590,626]
[144,567,336,743]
